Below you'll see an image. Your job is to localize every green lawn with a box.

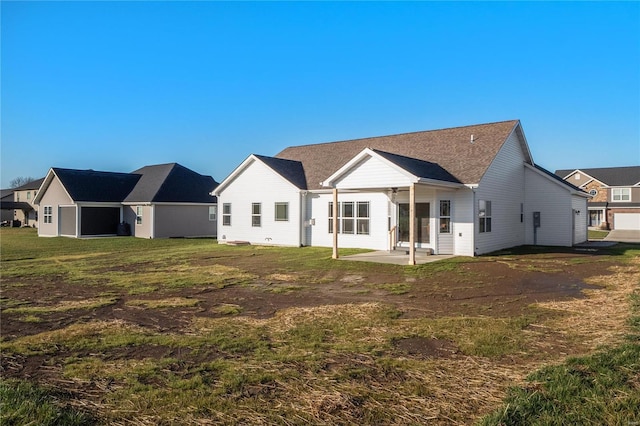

[1,228,638,425]
[588,229,610,240]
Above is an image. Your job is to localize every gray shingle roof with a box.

[276,120,521,190]
[12,177,45,191]
[53,168,141,202]
[555,166,640,186]
[125,163,218,203]
[49,164,217,204]
[254,155,307,190]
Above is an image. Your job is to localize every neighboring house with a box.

[215,120,589,261]
[0,189,15,223]
[555,166,640,231]
[33,163,218,238]
[10,178,45,227]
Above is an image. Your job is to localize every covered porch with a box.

[320,147,470,264]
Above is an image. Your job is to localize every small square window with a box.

[275,202,288,221]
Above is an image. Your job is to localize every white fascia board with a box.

[213,155,258,195]
[144,202,216,206]
[416,177,465,189]
[33,168,75,205]
[524,163,590,198]
[603,184,638,189]
[512,121,534,165]
[321,148,417,188]
[76,202,123,208]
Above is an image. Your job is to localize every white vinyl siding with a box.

[333,155,415,189]
[524,166,573,247]
[474,129,527,255]
[572,196,588,244]
[216,159,302,246]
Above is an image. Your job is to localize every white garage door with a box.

[614,213,640,230]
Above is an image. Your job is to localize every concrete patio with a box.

[340,250,457,265]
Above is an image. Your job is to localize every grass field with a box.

[1,228,638,425]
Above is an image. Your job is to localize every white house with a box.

[214,120,588,263]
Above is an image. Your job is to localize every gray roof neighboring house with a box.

[52,168,141,202]
[555,166,640,187]
[35,163,218,205]
[12,177,45,192]
[276,120,527,190]
[125,163,218,203]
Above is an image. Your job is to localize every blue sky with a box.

[2,1,639,187]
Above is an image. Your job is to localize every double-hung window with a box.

[252,203,261,227]
[612,188,631,202]
[356,202,370,235]
[43,206,53,224]
[479,200,492,233]
[439,200,451,233]
[275,202,288,221]
[208,206,217,222]
[342,202,354,234]
[222,203,231,226]
[136,206,143,225]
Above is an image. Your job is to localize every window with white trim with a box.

[439,200,451,233]
[208,206,217,221]
[252,203,261,227]
[342,202,354,234]
[136,206,143,225]
[356,202,369,235]
[328,201,370,235]
[479,200,492,233]
[222,203,231,226]
[612,188,631,202]
[43,206,53,224]
[275,202,288,221]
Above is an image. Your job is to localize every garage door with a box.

[614,213,640,230]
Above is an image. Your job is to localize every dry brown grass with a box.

[533,256,640,353]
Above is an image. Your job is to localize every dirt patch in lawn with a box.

[1,243,635,425]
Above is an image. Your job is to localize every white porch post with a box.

[332,188,339,259]
[409,183,416,265]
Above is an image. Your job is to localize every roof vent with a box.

[470,134,475,143]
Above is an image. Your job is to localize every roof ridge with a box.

[278,119,519,151]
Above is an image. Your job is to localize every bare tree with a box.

[9,177,35,188]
